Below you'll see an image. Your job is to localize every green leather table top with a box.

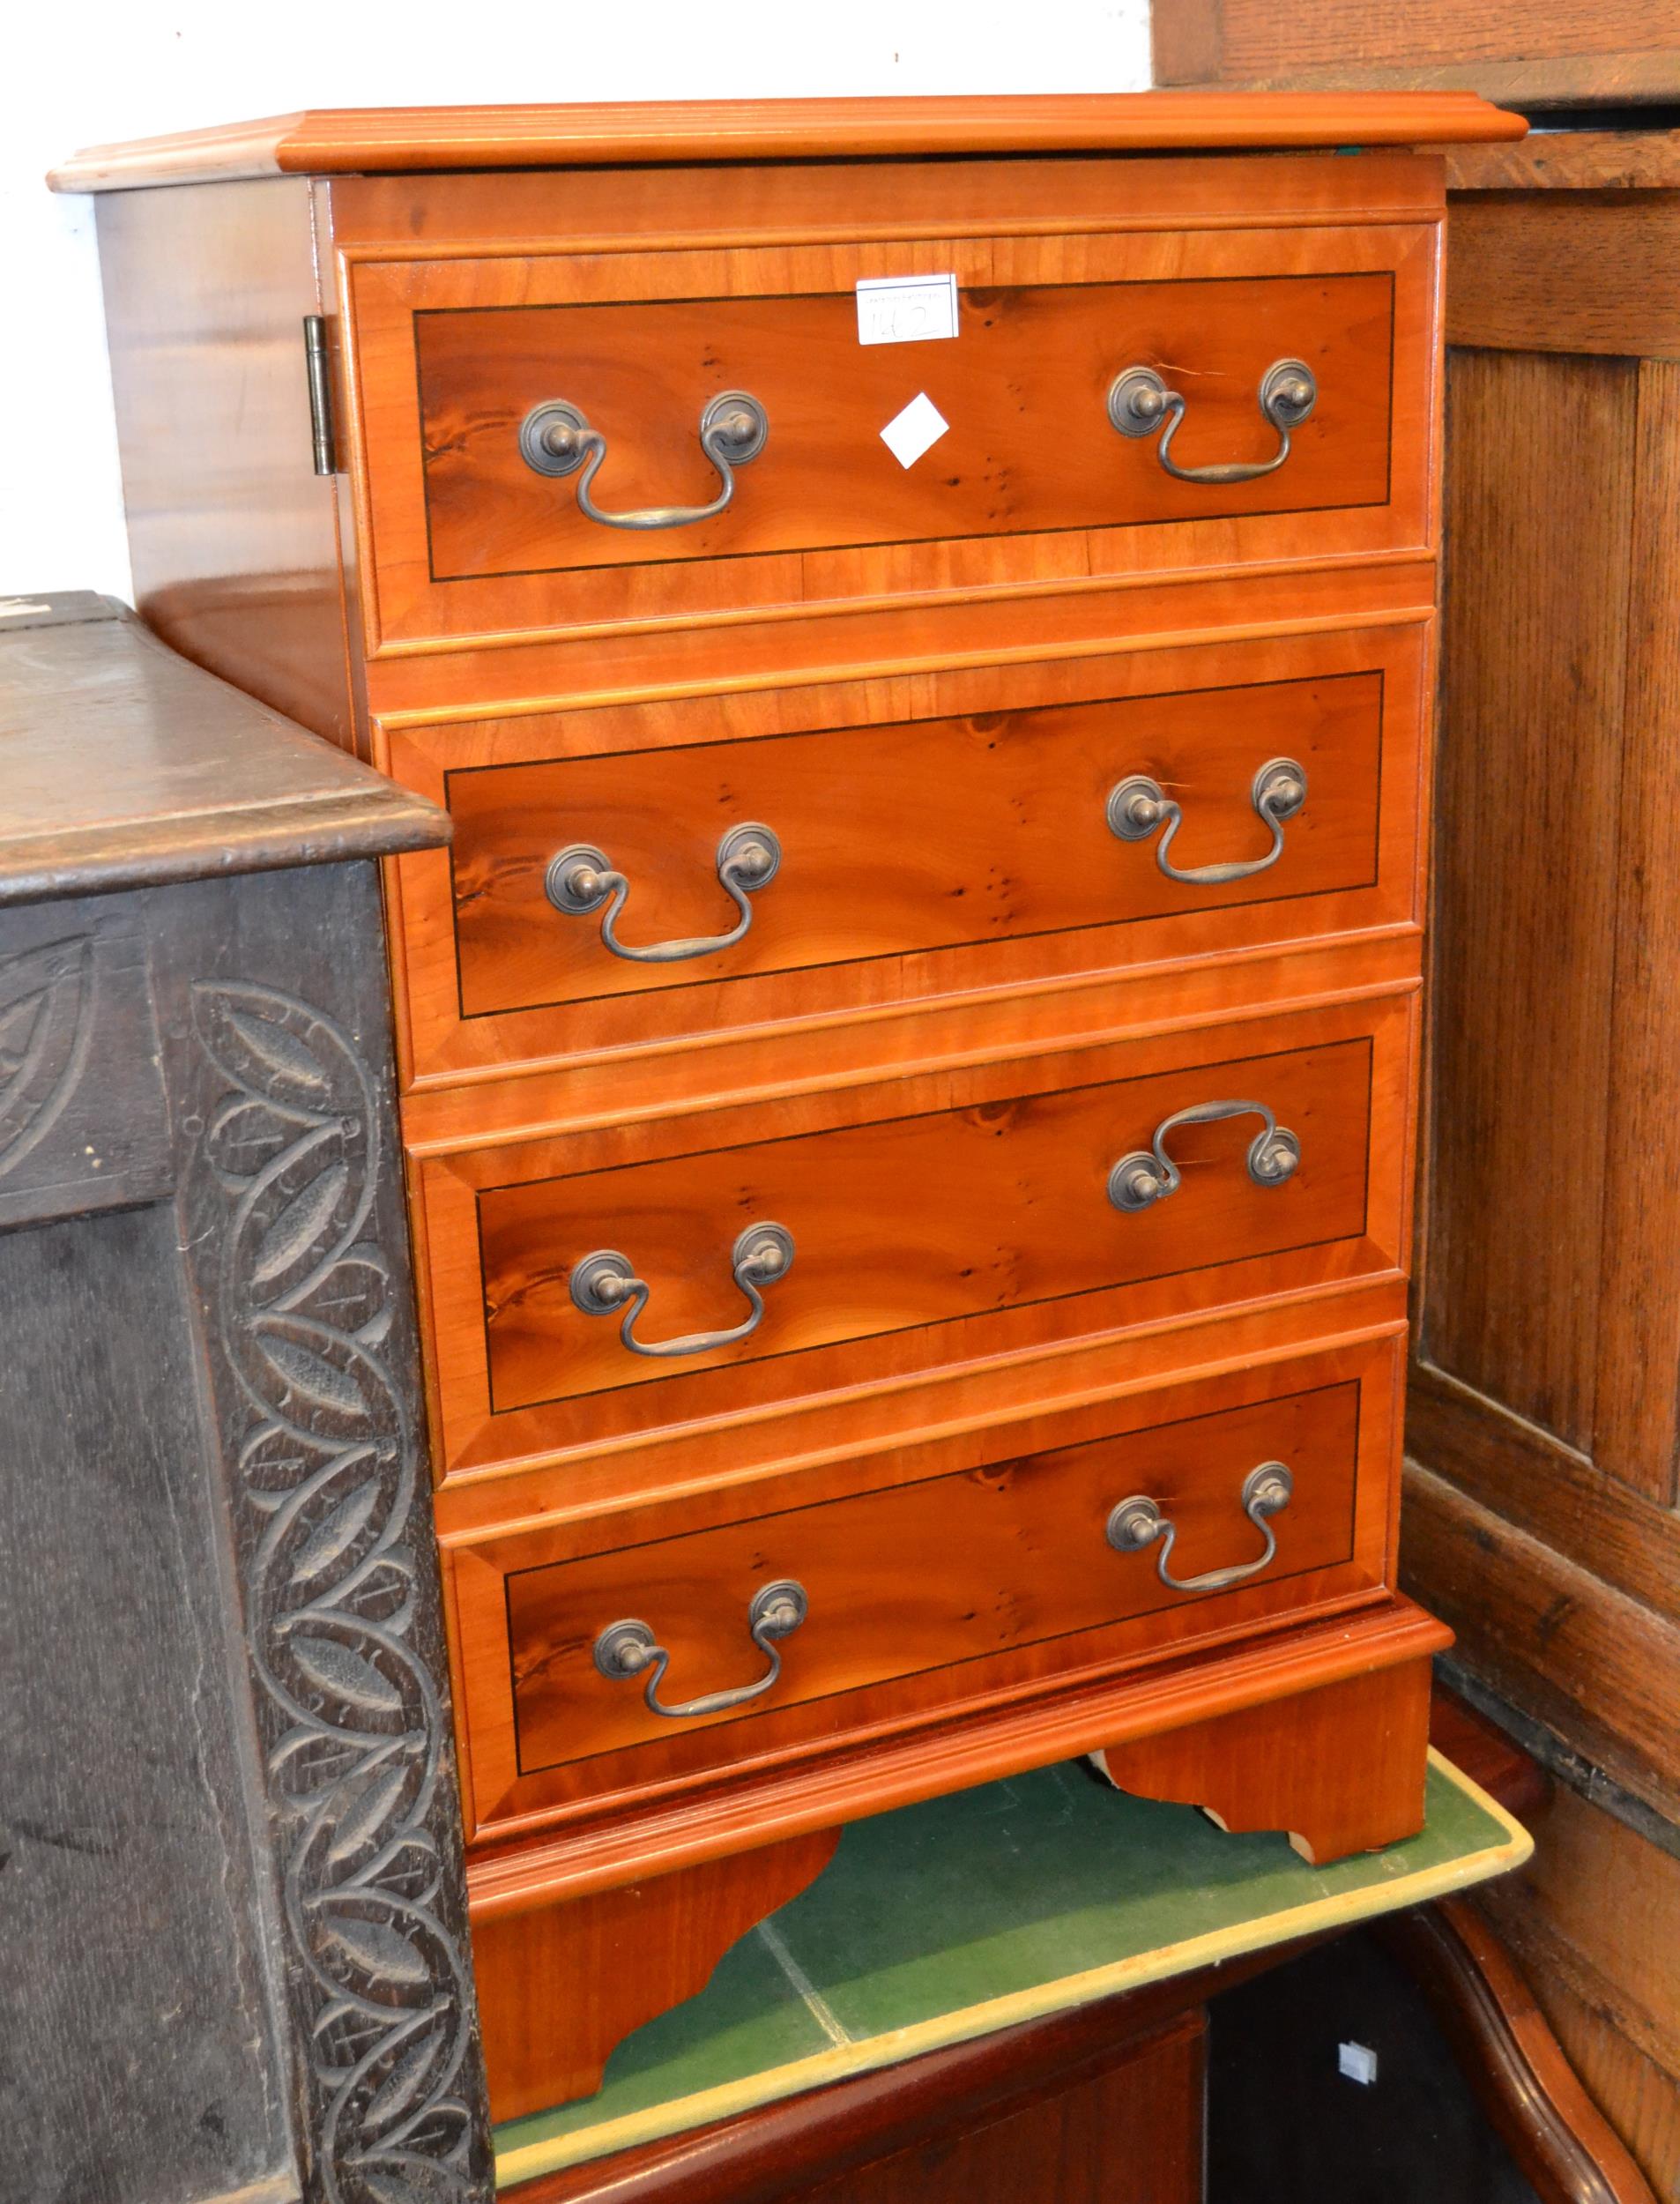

[495,1748,1530,2185]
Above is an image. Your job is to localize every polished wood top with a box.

[0,595,446,905]
[48,91,1524,192]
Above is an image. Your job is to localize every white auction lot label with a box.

[856,273,960,346]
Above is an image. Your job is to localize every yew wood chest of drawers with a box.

[56,86,1522,2125]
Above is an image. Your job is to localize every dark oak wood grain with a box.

[0,599,490,2204]
[159,863,494,2203]
[0,598,443,898]
[1448,196,1680,360]
[0,1203,294,2204]
[1151,0,1677,103]
[1402,1463,1680,1826]
[1421,348,1633,1454]
[0,902,169,1232]
[1446,134,1680,192]
[1474,1783,1680,2200]
[1401,145,1680,2185]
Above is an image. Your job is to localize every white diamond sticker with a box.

[880,392,949,470]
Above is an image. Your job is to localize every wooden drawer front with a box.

[383,622,1427,1086]
[455,669,1383,1015]
[485,1039,1372,1412]
[419,994,1412,1478]
[446,1334,1401,1839]
[419,273,1389,575]
[349,211,1434,651]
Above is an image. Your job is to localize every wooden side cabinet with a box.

[49,89,1524,2119]
[0,597,495,2204]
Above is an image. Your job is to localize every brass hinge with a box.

[303,314,337,477]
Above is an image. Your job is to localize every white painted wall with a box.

[1,1,1150,605]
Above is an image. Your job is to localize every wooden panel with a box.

[801,2014,1204,2204]
[508,1992,1218,2204]
[420,994,1415,1484]
[93,179,357,749]
[347,213,1436,653]
[150,860,496,2197]
[506,1380,1362,1776]
[0,1203,294,2201]
[454,674,1379,1015]
[1447,195,1680,360]
[463,1595,1446,1906]
[1401,1462,1680,1821]
[0,903,168,1232]
[1097,1654,1434,1862]
[450,1335,1403,1843]
[1447,134,1680,193]
[435,1282,1411,1545]
[1595,361,1680,1505]
[1542,1998,1680,2204]
[1408,1360,1680,1627]
[1150,0,1680,102]
[1429,1687,1552,1827]
[361,547,1436,743]
[1421,349,1635,1453]
[1476,1785,1680,2200]
[0,599,442,904]
[386,624,1427,1086]
[475,1830,840,2122]
[467,1017,1387,1446]
[329,153,1446,269]
[417,273,1394,579]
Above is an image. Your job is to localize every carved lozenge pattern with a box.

[0,934,90,1177]
[194,981,483,2204]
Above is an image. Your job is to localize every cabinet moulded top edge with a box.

[49,92,1524,195]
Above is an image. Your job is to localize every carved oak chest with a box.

[0,594,493,2203]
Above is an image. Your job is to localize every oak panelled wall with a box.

[1394,137,1680,2196]
[53,91,1520,2127]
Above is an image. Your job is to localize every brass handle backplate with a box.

[1108,758,1307,885]
[569,1223,794,1359]
[1108,1098,1300,1213]
[1106,1462,1294,1595]
[1107,360,1317,485]
[546,823,782,964]
[593,1579,808,1720]
[519,391,769,529]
